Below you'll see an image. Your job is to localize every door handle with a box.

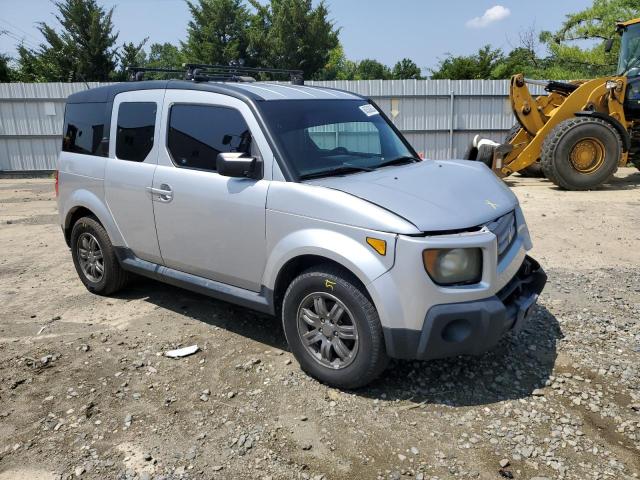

[147,184,173,202]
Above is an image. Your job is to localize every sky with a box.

[0,0,593,73]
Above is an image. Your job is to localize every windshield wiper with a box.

[299,164,374,180]
[375,156,421,169]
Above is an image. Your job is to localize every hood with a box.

[306,160,518,232]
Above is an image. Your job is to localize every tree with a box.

[183,0,250,65]
[0,53,13,82]
[248,0,339,78]
[115,38,148,80]
[354,58,390,80]
[430,45,504,79]
[315,45,356,80]
[16,0,118,81]
[147,42,185,69]
[392,58,423,79]
[539,0,640,78]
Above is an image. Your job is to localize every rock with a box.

[499,459,510,468]
[301,443,312,450]
[532,388,545,396]
[410,446,419,455]
[143,453,152,461]
[212,466,223,471]
[74,466,85,477]
[397,454,406,461]
[124,414,132,427]
[227,391,235,399]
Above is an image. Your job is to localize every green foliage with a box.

[354,59,390,80]
[315,45,355,80]
[430,45,504,80]
[392,58,423,80]
[15,0,118,82]
[539,0,640,78]
[115,38,148,81]
[147,43,185,69]
[0,53,14,82]
[183,0,250,65]
[247,0,339,78]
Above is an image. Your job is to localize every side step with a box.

[114,248,275,315]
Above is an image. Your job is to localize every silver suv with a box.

[56,67,546,388]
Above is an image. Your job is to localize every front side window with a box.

[258,99,418,180]
[167,104,254,171]
[618,23,640,76]
[116,102,157,162]
[62,103,109,157]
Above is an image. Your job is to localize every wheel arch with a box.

[575,110,631,153]
[62,189,124,248]
[271,254,371,316]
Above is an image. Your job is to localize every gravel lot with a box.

[0,169,639,480]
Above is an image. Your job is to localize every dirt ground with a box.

[0,168,639,480]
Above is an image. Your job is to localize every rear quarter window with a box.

[62,103,110,157]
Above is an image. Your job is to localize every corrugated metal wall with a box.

[0,80,546,171]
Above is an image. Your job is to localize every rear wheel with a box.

[282,266,388,389]
[541,117,622,190]
[505,124,544,178]
[71,216,129,295]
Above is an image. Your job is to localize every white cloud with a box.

[466,5,511,28]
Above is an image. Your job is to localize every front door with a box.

[152,91,271,292]
[105,90,165,264]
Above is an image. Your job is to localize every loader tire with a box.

[505,123,545,178]
[541,117,622,190]
[476,144,494,168]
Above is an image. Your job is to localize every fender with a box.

[575,110,631,152]
[63,188,125,247]
[262,224,397,293]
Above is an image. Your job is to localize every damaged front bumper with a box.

[383,256,547,360]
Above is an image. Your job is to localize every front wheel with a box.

[282,266,388,389]
[541,117,622,190]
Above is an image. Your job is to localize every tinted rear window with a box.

[116,102,157,162]
[62,103,109,157]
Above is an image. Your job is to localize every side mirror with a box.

[216,152,262,180]
[604,38,615,53]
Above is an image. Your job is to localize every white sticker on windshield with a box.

[359,104,379,117]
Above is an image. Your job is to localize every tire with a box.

[70,216,129,296]
[282,266,388,389]
[476,144,494,168]
[540,117,622,190]
[505,123,545,178]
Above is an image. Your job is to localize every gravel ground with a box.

[0,169,639,480]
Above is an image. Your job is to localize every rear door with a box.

[105,90,165,264]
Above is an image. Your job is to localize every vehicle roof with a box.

[66,80,363,104]
[618,18,640,28]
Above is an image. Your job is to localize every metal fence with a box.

[0,80,546,172]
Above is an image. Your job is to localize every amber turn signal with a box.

[366,237,387,256]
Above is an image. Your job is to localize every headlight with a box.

[422,248,483,286]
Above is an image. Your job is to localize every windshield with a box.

[258,99,419,179]
[618,23,640,76]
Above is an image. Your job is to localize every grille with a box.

[486,211,517,260]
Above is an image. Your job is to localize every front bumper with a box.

[383,256,547,360]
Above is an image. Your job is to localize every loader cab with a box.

[617,20,640,77]
[617,20,640,120]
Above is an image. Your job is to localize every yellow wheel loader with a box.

[468,18,640,190]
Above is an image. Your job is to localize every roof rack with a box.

[125,64,304,85]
